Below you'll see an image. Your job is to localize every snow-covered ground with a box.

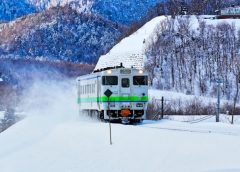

[0,80,240,172]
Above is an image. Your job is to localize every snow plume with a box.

[19,78,85,122]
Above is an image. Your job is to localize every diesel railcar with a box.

[77,66,148,123]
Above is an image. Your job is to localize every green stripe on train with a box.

[77,96,148,104]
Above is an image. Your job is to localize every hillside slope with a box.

[96,15,240,70]
[31,0,163,25]
[95,16,167,70]
[0,0,36,21]
[0,6,125,63]
[1,0,164,25]
[144,15,240,102]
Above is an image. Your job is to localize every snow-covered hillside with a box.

[34,0,93,13]
[0,80,240,172]
[1,0,165,25]
[29,0,165,25]
[95,16,167,70]
[95,15,240,71]
[0,0,36,21]
[0,6,124,63]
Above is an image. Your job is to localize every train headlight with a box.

[139,69,143,74]
[136,103,143,107]
[107,70,112,74]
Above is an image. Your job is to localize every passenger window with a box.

[122,78,129,88]
[133,76,148,85]
[102,76,118,85]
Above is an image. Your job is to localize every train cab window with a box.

[133,76,148,85]
[122,78,129,88]
[102,76,118,85]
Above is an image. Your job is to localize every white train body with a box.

[77,67,148,123]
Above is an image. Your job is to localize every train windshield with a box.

[102,76,118,85]
[133,76,148,85]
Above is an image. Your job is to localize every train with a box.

[77,64,148,123]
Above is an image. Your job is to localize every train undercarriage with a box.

[82,109,144,124]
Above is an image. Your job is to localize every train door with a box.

[120,76,131,105]
[120,77,130,95]
[119,76,132,119]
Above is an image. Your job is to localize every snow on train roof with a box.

[94,16,167,70]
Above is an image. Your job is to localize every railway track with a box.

[136,123,240,136]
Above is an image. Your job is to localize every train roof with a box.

[77,66,147,81]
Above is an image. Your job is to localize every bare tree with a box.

[233,58,240,115]
[145,16,240,106]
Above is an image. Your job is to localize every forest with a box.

[145,16,240,108]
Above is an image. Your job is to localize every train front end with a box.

[100,68,148,123]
